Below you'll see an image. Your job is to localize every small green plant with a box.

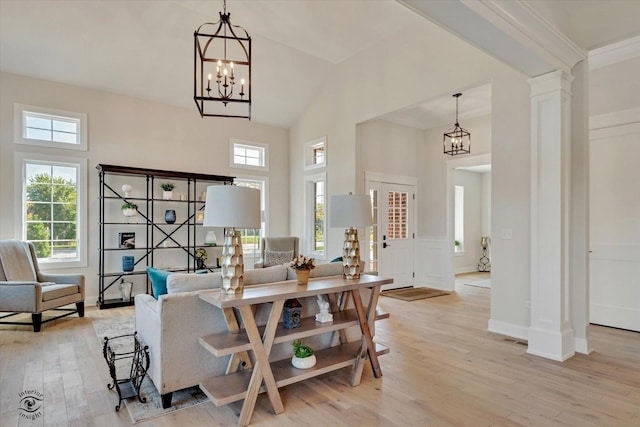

[292,340,314,358]
[454,240,461,246]
[160,182,174,191]
[121,201,137,210]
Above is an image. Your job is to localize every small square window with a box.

[230,140,268,170]
[304,137,326,170]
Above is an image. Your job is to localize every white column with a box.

[528,69,575,361]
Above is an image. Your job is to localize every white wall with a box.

[0,72,289,302]
[481,172,492,237]
[289,18,532,333]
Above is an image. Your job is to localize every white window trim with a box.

[304,172,327,260]
[303,136,327,171]
[14,152,88,269]
[14,103,88,151]
[229,138,269,171]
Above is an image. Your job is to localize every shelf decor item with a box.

[121,184,132,197]
[204,230,217,246]
[121,202,137,217]
[329,193,373,279]
[290,255,315,285]
[122,256,135,272]
[291,339,316,369]
[195,248,208,270]
[203,185,260,294]
[119,279,133,301]
[164,209,176,224]
[315,295,333,323]
[283,298,302,329]
[160,182,174,200]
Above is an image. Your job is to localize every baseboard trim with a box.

[487,319,529,341]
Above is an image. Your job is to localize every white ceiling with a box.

[1,0,638,129]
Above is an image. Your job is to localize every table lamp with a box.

[203,185,260,294]
[329,193,373,279]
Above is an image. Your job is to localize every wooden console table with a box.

[198,274,393,426]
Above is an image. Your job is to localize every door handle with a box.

[383,242,391,249]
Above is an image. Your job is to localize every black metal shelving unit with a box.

[97,164,234,309]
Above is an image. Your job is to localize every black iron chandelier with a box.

[443,93,471,156]
[194,0,251,119]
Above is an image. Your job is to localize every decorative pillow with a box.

[264,250,294,267]
[146,267,172,299]
[244,265,288,285]
[167,272,222,294]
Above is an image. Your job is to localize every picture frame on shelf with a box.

[119,232,135,249]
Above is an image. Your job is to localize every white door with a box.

[589,121,640,332]
[377,183,415,290]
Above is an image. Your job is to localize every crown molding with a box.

[463,0,586,75]
[589,35,640,70]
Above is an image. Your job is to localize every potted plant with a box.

[121,201,137,217]
[291,339,316,369]
[195,248,208,270]
[290,255,315,285]
[160,182,174,200]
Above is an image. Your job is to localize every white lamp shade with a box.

[203,185,261,228]
[329,194,373,227]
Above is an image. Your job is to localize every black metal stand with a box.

[102,332,150,411]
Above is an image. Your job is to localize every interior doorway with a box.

[446,153,492,290]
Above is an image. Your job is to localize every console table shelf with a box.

[199,341,389,407]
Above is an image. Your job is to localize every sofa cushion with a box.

[147,267,172,299]
[264,249,294,267]
[244,265,288,285]
[286,261,344,280]
[41,283,79,301]
[167,272,223,294]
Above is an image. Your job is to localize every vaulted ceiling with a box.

[1,0,638,129]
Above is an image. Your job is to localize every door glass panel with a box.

[387,191,407,239]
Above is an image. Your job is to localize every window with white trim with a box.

[304,173,326,259]
[304,137,326,170]
[14,104,88,151]
[235,178,267,267]
[16,153,87,267]
[230,140,267,170]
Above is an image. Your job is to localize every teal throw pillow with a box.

[146,267,172,299]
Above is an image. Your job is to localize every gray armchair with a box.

[0,240,85,332]
[254,237,299,268]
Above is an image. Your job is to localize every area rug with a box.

[382,287,450,301]
[465,279,491,288]
[92,316,209,423]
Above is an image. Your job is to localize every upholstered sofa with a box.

[135,262,369,408]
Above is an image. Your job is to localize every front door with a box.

[376,182,415,290]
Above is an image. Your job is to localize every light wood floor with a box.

[1,277,638,426]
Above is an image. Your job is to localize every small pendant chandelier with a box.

[443,93,471,156]
[194,0,251,119]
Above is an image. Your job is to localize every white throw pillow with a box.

[244,265,288,285]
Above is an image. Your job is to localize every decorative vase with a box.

[296,269,311,285]
[122,208,136,217]
[204,230,217,246]
[292,354,316,369]
[121,184,132,197]
[119,280,133,301]
[164,210,176,224]
[196,259,205,270]
[122,256,135,272]
[162,190,173,200]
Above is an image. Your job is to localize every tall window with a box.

[455,185,464,252]
[304,173,326,258]
[14,104,87,151]
[230,140,267,170]
[18,154,87,267]
[235,179,267,266]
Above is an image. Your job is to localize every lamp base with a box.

[342,227,361,280]
[220,228,244,294]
